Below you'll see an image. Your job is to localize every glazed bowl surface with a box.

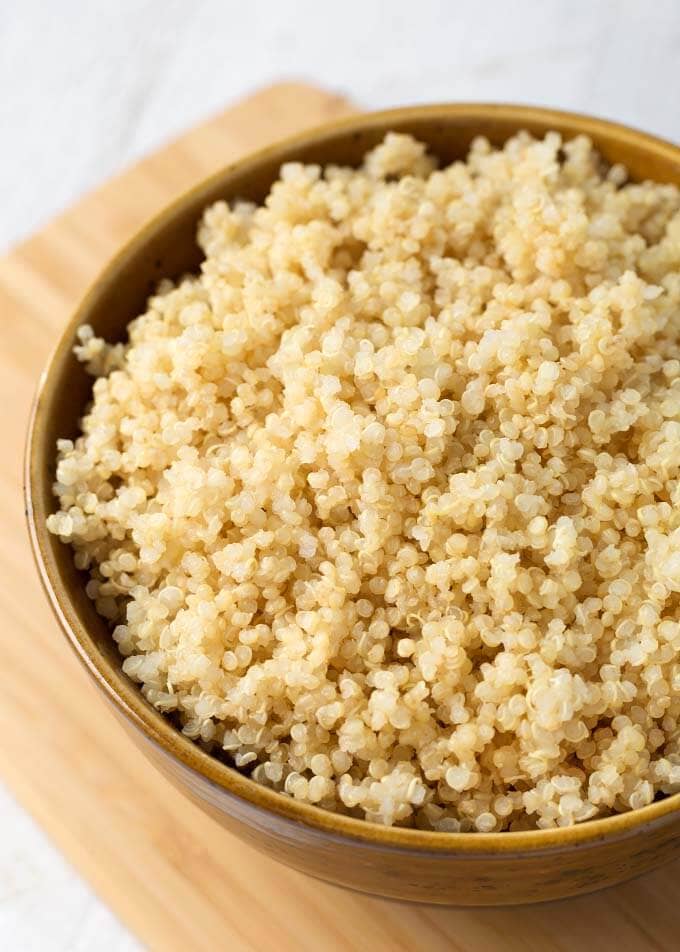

[26,103,680,906]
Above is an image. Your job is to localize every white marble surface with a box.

[2,0,680,947]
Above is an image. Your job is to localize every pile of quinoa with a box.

[48,131,680,831]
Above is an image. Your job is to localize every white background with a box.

[2,0,679,947]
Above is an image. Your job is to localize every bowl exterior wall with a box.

[116,707,680,905]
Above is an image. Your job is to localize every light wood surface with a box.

[1,82,678,951]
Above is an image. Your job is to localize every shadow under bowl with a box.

[25,103,680,906]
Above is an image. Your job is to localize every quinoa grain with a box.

[49,131,680,830]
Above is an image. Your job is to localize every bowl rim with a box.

[25,101,680,855]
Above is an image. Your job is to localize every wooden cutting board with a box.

[2,82,679,952]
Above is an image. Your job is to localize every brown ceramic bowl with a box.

[26,104,680,906]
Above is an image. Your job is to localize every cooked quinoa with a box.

[48,131,680,831]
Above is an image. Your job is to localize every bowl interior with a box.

[28,104,680,846]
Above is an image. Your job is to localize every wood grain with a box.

[1,81,678,951]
